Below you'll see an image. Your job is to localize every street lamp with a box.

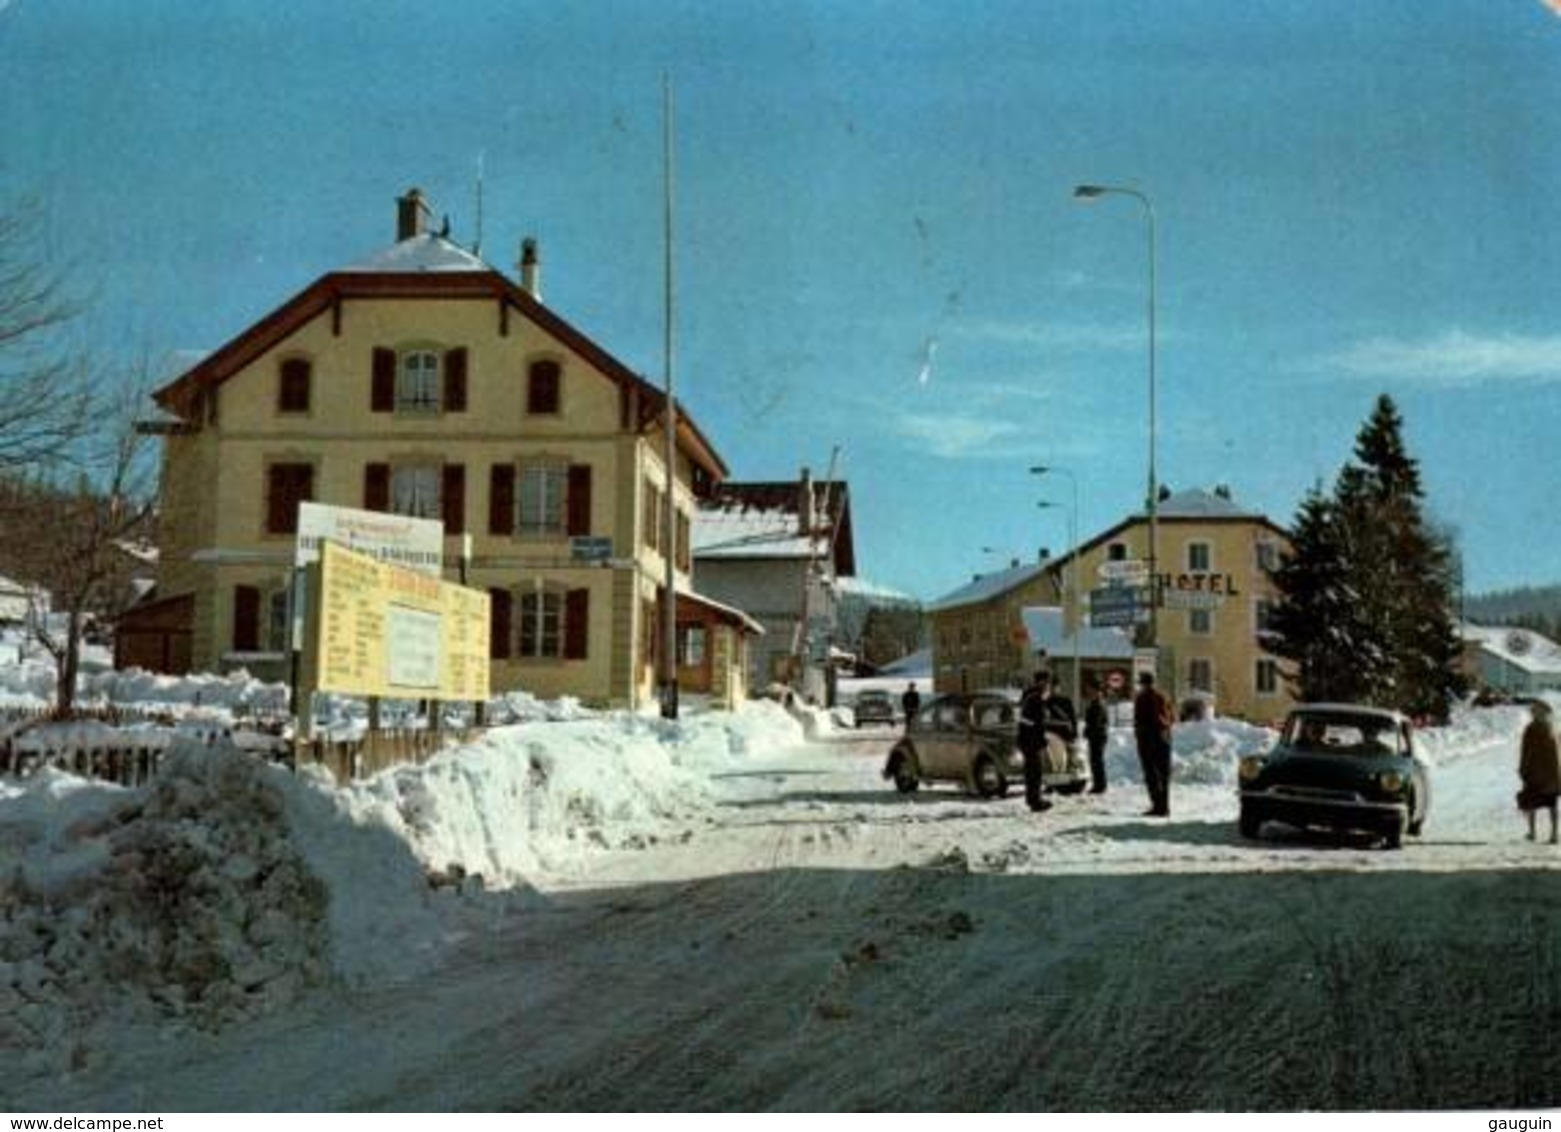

[1033,467,1081,710]
[1073,182,1159,659]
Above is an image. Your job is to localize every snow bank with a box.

[0,660,289,720]
[1102,716,1277,787]
[0,700,808,1075]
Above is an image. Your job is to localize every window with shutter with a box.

[489,464,516,535]
[233,585,262,652]
[265,463,313,535]
[278,358,311,414]
[489,589,513,659]
[519,591,564,657]
[397,351,441,413]
[371,348,396,412]
[444,348,468,412]
[566,465,592,537]
[390,464,441,519]
[564,589,589,660]
[364,463,390,511]
[527,359,561,414]
[442,464,465,534]
[519,463,567,536]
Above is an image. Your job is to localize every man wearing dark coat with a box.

[1084,682,1110,794]
[1017,671,1054,813]
[1133,670,1175,817]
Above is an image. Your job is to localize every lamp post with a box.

[1034,487,1081,713]
[1073,183,1158,660]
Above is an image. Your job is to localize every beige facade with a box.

[136,198,753,709]
[929,559,1063,694]
[929,489,1295,723]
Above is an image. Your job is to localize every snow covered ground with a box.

[3,677,1559,1111]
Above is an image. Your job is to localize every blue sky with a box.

[4,0,1560,602]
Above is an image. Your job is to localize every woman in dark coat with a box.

[1518,700,1560,844]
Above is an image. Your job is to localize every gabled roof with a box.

[1461,623,1561,674]
[693,479,856,576]
[928,558,1054,613]
[1043,486,1289,576]
[150,235,728,481]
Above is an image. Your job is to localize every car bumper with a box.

[1239,787,1408,832]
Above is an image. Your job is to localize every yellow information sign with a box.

[305,541,490,701]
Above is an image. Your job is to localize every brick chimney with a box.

[519,238,542,301]
[396,188,431,241]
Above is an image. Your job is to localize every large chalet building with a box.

[122,189,759,708]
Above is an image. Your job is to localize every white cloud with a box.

[1322,330,1561,386]
[893,412,1026,460]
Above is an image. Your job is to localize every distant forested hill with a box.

[1465,585,1561,638]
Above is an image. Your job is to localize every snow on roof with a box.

[693,503,817,561]
[928,559,1051,612]
[342,234,491,274]
[1153,487,1261,520]
[835,575,918,604]
[1020,606,1136,660]
[877,647,933,678]
[1461,622,1561,674]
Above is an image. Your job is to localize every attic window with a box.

[528,359,561,414]
[278,358,311,414]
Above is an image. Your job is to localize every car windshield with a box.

[1283,715,1404,755]
[972,700,1016,729]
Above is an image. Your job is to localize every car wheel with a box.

[890,753,919,794]
[973,755,1006,799]
[1239,805,1263,840]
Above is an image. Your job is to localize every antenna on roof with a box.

[473,151,485,256]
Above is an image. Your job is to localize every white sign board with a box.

[296,502,443,577]
[386,604,443,690]
[1098,559,1150,585]
[1162,589,1223,611]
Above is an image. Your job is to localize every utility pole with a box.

[659,74,679,720]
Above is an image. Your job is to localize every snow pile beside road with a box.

[1417,704,1531,767]
[341,700,808,883]
[1,748,330,1077]
[1104,716,1277,787]
[81,668,290,716]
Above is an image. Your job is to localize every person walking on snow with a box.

[1084,681,1110,794]
[1133,670,1175,817]
[900,682,921,730]
[1518,700,1560,844]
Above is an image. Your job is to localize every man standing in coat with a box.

[1133,670,1174,817]
[1018,671,1054,813]
[1084,681,1110,794]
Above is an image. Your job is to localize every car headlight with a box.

[1378,771,1405,794]
[1239,756,1264,781]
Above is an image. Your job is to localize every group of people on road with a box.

[1009,668,1178,817]
[1011,668,1175,817]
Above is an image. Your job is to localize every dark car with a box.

[851,689,897,729]
[1238,704,1431,849]
[882,691,1088,798]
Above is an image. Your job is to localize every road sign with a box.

[1162,589,1223,611]
[1089,586,1139,627]
[1097,559,1149,586]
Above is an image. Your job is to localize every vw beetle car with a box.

[851,689,897,729]
[1238,704,1430,848]
[882,691,1088,798]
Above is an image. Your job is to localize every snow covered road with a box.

[14,715,1559,1112]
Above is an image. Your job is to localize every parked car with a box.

[851,689,897,729]
[1237,703,1430,848]
[882,691,1089,798]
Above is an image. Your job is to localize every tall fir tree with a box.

[1267,395,1467,719]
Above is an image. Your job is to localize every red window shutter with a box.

[564,588,589,660]
[266,464,311,535]
[364,463,390,511]
[371,347,396,412]
[442,464,465,534]
[489,464,515,535]
[566,464,592,537]
[443,348,468,412]
[233,585,261,652]
[489,589,513,659]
